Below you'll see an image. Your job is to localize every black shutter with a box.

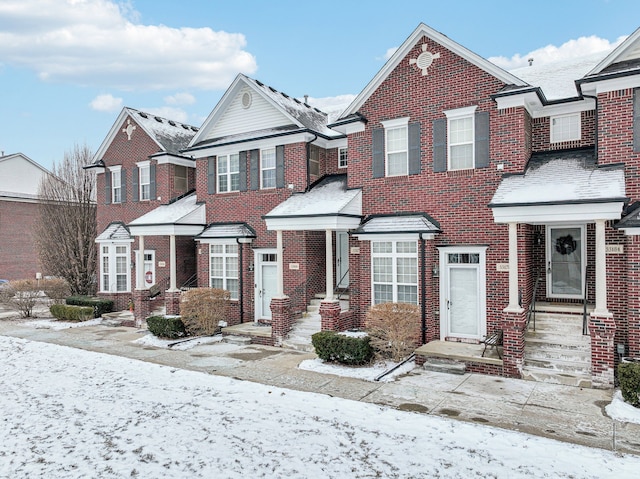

[634,89,640,152]
[104,170,111,204]
[475,111,490,168]
[207,157,216,194]
[433,118,446,173]
[408,122,421,175]
[250,149,259,190]
[276,145,285,188]
[149,164,156,200]
[121,168,127,203]
[239,151,247,192]
[372,128,384,178]
[131,167,138,202]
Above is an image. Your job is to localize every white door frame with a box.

[438,246,487,341]
[336,231,349,288]
[254,248,277,321]
[546,224,586,299]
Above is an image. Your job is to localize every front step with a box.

[521,366,592,388]
[422,358,466,375]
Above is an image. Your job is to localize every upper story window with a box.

[110,167,122,203]
[217,154,240,193]
[550,113,580,143]
[338,147,348,168]
[445,106,476,171]
[174,165,188,193]
[261,148,276,189]
[138,162,151,200]
[382,117,409,176]
[309,145,320,176]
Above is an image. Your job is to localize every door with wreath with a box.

[546,226,585,299]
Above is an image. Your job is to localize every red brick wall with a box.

[531,110,596,152]
[0,199,43,280]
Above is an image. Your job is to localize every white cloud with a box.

[304,94,356,117]
[0,0,257,90]
[89,93,122,112]
[164,92,196,106]
[383,47,398,61]
[489,35,627,70]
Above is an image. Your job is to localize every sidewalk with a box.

[1,317,638,456]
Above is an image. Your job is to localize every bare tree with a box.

[35,143,97,296]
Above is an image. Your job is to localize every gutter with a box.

[237,238,245,323]
[581,93,599,161]
[420,233,427,345]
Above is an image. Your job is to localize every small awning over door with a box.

[127,192,206,236]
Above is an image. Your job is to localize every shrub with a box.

[50,304,93,322]
[366,302,420,362]
[180,288,230,336]
[618,360,640,408]
[0,279,42,318]
[147,315,187,339]
[311,330,374,365]
[41,278,71,305]
[66,296,113,318]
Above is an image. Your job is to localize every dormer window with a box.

[550,113,580,143]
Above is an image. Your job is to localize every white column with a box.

[136,235,145,289]
[505,222,523,312]
[276,230,285,297]
[325,229,334,301]
[593,219,609,315]
[169,234,177,291]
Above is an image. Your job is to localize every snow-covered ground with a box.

[1,335,639,478]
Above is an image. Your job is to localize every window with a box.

[139,164,150,200]
[111,168,121,203]
[551,114,580,143]
[381,118,409,176]
[217,154,240,193]
[445,106,476,170]
[174,165,188,193]
[261,148,276,189]
[309,145,320,176]
[371,240,418,305]
[210,243,239,299]
[338,147,348,168]
[100,243,130,292]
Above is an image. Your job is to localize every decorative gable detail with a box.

[409,44,440,76]
[122,119,136,140]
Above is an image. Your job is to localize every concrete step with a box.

[422,358,466,375]
[529,317,585,333]
[526,346,591,363]
[281,338,315,353]
[521,366,592,388]
[533,302,593,315]
[524,356,591,374]
[223,335,252,346]
[525,331,590,346]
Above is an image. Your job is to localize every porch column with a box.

[169,234,177,291]
[593,219,609,316]
[276,230,285,297]
[505,222,522,312]
[136,235,145,290]
[325,229,334,300]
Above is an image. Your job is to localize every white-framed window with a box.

[174,165,188,193]
[217,153,240,193]
[210,243,239,299]
[261,148,276,189]
[445,106,476,171]
[382,117,409,176]
[551,113,581,143]
[138,162,151,200]
[371,240,418,305]
[338,147,348,168]
[110,167,122,203]
[100,243,131,293]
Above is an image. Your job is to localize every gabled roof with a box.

[586,27,640,76]
[0,152,51,175]
[95,222,132,242]
[128,192,204,227]
[353,213,441,235]
[196,222,257,240]
[189,74,340,150]
[614,202,640,230]
[91,107,198,166]
[339,23,527,118]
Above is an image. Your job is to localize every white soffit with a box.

[492,202,625,224]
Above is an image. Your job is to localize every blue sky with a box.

[0,0,638,170]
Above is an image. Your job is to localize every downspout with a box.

[305,133,318,191]
[236,238,244,324]
[582,93,598,161]
[420,233,427,345]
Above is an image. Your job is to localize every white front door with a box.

[336,231,349,288]
[440,247,487,340]
[546,225,585,299]
[254,249,277,321]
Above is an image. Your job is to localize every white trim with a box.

[98,241,131,293]
[443,105,477,119]
[586,27,640,76]
[330,121,366,135]
[135,249,156,289]
[384,121,409,177]
[494,91,595,118]
[370,239,419,305]
[254,248,278,321]
[622,227,640,236]
[190,131,315,159]
[491,201,625,224]
[154,155,196,167]
[209,243,239,300]
[265,215,362,231]
[355,233,435,241]
[138,163,151,201]
[338,147,348,169]
[260,147,276,189]
[580,75,640,96]
[127,224,204,236]
[197,237,239,245]
[135,160,150,168]
[446,109,475,171]
[380,117,410,128]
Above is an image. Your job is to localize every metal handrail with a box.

[527,277,541,331]
[181,273,198,290]
[333,268,350,300]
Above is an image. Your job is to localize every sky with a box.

[2,330,640,477]
[0,0,638,171]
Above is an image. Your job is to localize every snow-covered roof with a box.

[615,203,640,229]
[264,175,361,218]
[354,214,441,235]
[490,149,626,206]
[128,193,205,226]
[196,223,256,239]
[95,222,131,242]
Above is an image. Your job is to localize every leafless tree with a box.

[35,143,97,296]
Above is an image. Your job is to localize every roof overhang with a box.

[491,200,626,224]
[265,214,362,232]
[127,223,205,237]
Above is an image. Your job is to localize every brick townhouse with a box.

[91,23,640,388]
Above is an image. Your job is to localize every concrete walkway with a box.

[1,317,639,456]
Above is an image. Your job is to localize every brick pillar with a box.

[501,308,527,378]
[165,290,182,316]
[132,290,150,328]
[320,300,341,331]
[270,296,292,346]
[589,314,616,389]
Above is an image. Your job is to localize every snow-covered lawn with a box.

[1,336,639,478]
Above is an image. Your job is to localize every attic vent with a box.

[241,91,252,109]
[139,112,148,118]
[168,120,176,126]
[154,116,162,122]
